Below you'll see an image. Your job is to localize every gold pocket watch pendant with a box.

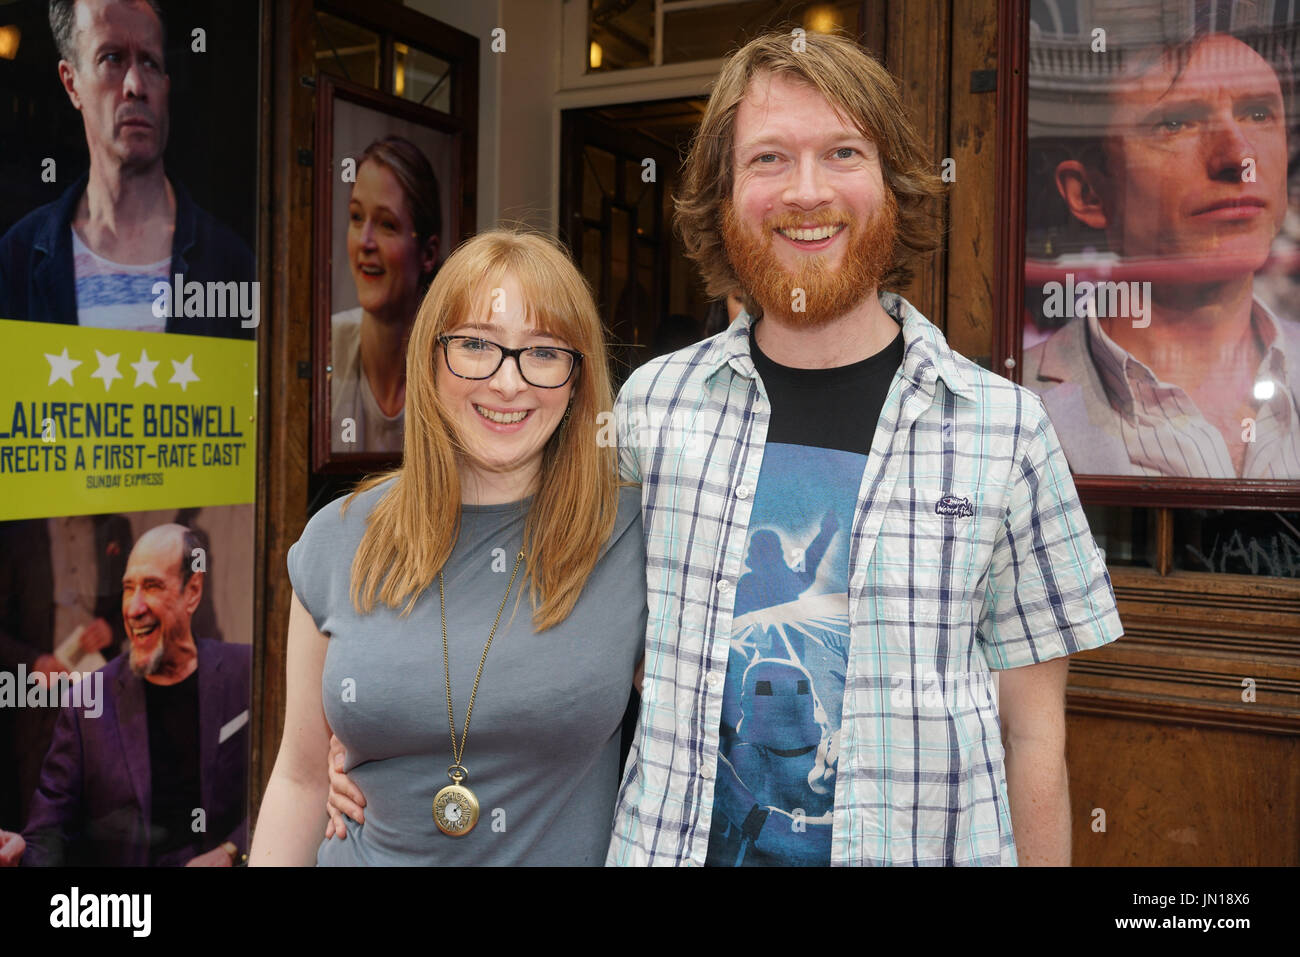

[433,766,479,836]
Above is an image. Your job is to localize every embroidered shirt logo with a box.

[935,494,974,518]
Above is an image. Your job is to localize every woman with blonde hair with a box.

[330,136,442,454]
[251,229,646,865]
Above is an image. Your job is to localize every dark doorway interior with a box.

[559,98,714,385]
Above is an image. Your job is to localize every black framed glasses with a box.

[437,335,583,389]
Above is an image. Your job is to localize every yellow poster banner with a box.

[0,319,255,520]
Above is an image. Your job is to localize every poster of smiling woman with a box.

[313,75,464,468]
[1017,0,1300,486]
[0,0,258,866]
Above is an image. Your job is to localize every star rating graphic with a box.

[44,348,81,386]
[90,351,123,391]
[169,354,199,391]
[131,349,160,388]
[43,346,200,393]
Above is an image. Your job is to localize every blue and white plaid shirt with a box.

[607,292,1123,866]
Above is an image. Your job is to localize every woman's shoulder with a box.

[287,477,398,611]
[288,475,395,621]
[599,484,644,559]
[331,306,363,332]
[330,308,363,369]
[615,484,642,526]
[297,477,397,552]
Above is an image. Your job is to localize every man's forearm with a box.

[1005,739,1071,866]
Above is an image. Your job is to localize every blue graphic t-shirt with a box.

[705,321,903,867]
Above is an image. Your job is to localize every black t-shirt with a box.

[144,670,201,864]
[749,323,904,454]
[705,321,903,867]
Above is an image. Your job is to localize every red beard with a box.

[722,191,898,328]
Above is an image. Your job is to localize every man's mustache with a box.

[760,209,855,232]
[116,107,157,129]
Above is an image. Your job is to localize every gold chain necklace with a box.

[431,548,524,836]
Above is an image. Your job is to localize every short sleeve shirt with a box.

[288,480,647,865]
[705,328,901,867]
[607,292,1123,867]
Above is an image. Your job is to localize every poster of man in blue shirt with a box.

[0,0,257,339]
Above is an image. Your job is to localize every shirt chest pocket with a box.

[872,486,986,625]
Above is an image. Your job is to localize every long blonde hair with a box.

[344,229,620,631]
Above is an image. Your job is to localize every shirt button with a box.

[716,579,730,592]
[735,485,751,499]
[701,760,715,780]
[706,671,721,688]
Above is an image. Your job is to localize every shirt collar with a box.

[1086,297,1295,418]
[1084,311,1140,416]
[1252,296,1293,385]
[35,171,194,265]
[700,291,976,402]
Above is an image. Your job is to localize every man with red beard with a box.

[0,524,249,866]
[607,31,1122,866]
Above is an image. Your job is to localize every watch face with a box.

[433,783,479,836]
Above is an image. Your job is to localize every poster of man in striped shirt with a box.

[1021,11,1300,479]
